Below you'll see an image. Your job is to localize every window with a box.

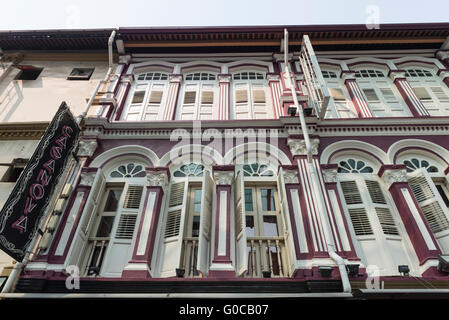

[404,68,449,116]
[14,66,43,80]
[173,163,205,177]
[232,71,272,119]
[321,69,357,119]
[110,162,146,178]
[67,68,94,80]
[178,72,218,120]
[337,158,415,275]
[242,163,274,177]
[123,72,169,121]
[1,158,28,182]
[354,68,410,117]
[403,158,438,173]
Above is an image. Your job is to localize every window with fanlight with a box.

[123,72,169,121]
[321,69,357,119]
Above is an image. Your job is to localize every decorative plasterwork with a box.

[287,138,319,156]
[79,171,96,187]
[389,70,406,81]
[0,122,48,140]
[381,169,408,189]
[436,51,449,61]
[438,70,449,81]
[77,140,98,157]
[120,74,134,84]
[322,169,338,183]
[214,171,233,185]
[283,169,299,184]
[218,74,231,83]
[340,71,356,81]
[146,171,168,187]
[169,74,183,83]
[267,73,281,82]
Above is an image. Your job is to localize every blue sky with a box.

[1,0,449,30]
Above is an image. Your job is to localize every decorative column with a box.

[267,73,283,118]
[218,74,231,120]
[379,165,440,273]
[342,71,373,118]
[436,50,449,69]
[162,74,182,120]
[320,164,359,261]
[389,70,430,117]
[209,166,234,278]
[122,168,169,279]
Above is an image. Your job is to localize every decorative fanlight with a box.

[242,163,274,177]
[173,163,205,177]
[403,158,438,173]
[338,159,374,173]
[110,163,146,178]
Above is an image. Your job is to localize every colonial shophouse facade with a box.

[2,23,449,294]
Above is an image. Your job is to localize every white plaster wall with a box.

[0,60,109,122]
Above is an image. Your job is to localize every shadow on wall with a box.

[0,80,23,122]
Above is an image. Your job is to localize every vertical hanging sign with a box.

[0,102,80,262]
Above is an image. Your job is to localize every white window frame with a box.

[121,72,169,121]
[231,71,273,120]
[322,69,357,119]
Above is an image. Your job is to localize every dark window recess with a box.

[436,185,449,208]
[15,67,43,80]
[67,68,94,80]
[1,158,28,182]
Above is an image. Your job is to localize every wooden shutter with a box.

[201,91,214,104]
[160,180,189,277]
[430,86,449,102]
[148,90,163,103]
[408,169,449,235]
[379,88,397,102]
[362,88,380,102]
[340,180,373,236]
[102,184,145,277]
[126,86,146,120]
[81,169,106,235]
[252,89,266,103]
[234,170,247,276]
[235,89,248,103]
[412,87,432,101]
[183,91,196,104]
[329,88,346,101]
[197,171,214,275]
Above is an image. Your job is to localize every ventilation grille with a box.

[375,207,399,235]
[149,90,163,103]
[340,181,362,205]
[115,214,137,239]
[252,89,266,103]
[169,182,185,207]
[349,208,373,236]
[184,91,196,104]
[201,91,214,104]
[123,186,143,209]
[235,89,248,103]
[421,202,449,234]
[365,180,387,204]
[409,176,434,203]
[165,209,181,238]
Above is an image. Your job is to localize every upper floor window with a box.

[321,69,357,119]
[404,67,449,116]
[123,71,169,121]
[242,163,274,177]
[354,68,410,117]
[177,72,218,120]
[173,163,205,177]
[322,70,338,79]
[232,71,272,120]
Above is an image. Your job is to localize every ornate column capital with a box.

[218,74,231,83]
[169,74,183,83]
[340,71,356,81]
[388,70,407,81]
[79,170,97,187]
[437,69,449,81]
[266,73,281,82]
[283,169,299,184]
[146,168,169,188]
[77,139,98,157]
[323,169,338,183]
[379,166,408,189]
[436,50,449,61]
[287,138,319,157]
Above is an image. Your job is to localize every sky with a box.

[0,0,448,30]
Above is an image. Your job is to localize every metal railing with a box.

[83,238,109,277]
[246,236,286,278]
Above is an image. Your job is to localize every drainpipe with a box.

[77,29,116,125]
[283,29,351,293]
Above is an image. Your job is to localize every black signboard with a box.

[0,102,80,262]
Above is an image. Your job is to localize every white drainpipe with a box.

[283,29,351,293]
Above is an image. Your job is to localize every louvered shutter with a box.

[430,87,449,102]
[126,85,146,120]
[197,171,214,275]
[251,85,271,119]
[101,184,145,277]
[362,89,380,102]
[180,85,197,120]
[80,169,106,235]
[329,88,346,101]
[412,87,432,101]
[198,86,216,120]
[408,168,449,236]
[340,180,373,236]
[235,89,248,103]
[160,180,189,277]
[234,170,247,276]
[276,168,295,276]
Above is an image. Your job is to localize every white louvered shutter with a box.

[234,170,247,276]
[340,180,373,236]
[251,85,271,119]
[180,85,197,120]
[144,84,165,120]
[197,171,214,275]
[102,184,145,277]
[234,84,251,119]
[408,168,449,240]
[160,180,189,277]
[126,84,147,120]
[198,83,218,120]
[80,169,106,235]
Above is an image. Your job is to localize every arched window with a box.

[335,156,416,275]
[123,71,169,121]
[232,71,272,119]
[399,154,449,251]
[354,67,410,117]
[79,162,147,277]
[159,163,212,278]
[178,72,218,120]
[322,69,357,118]
[242,163,274,177]
[404,67,449,116]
